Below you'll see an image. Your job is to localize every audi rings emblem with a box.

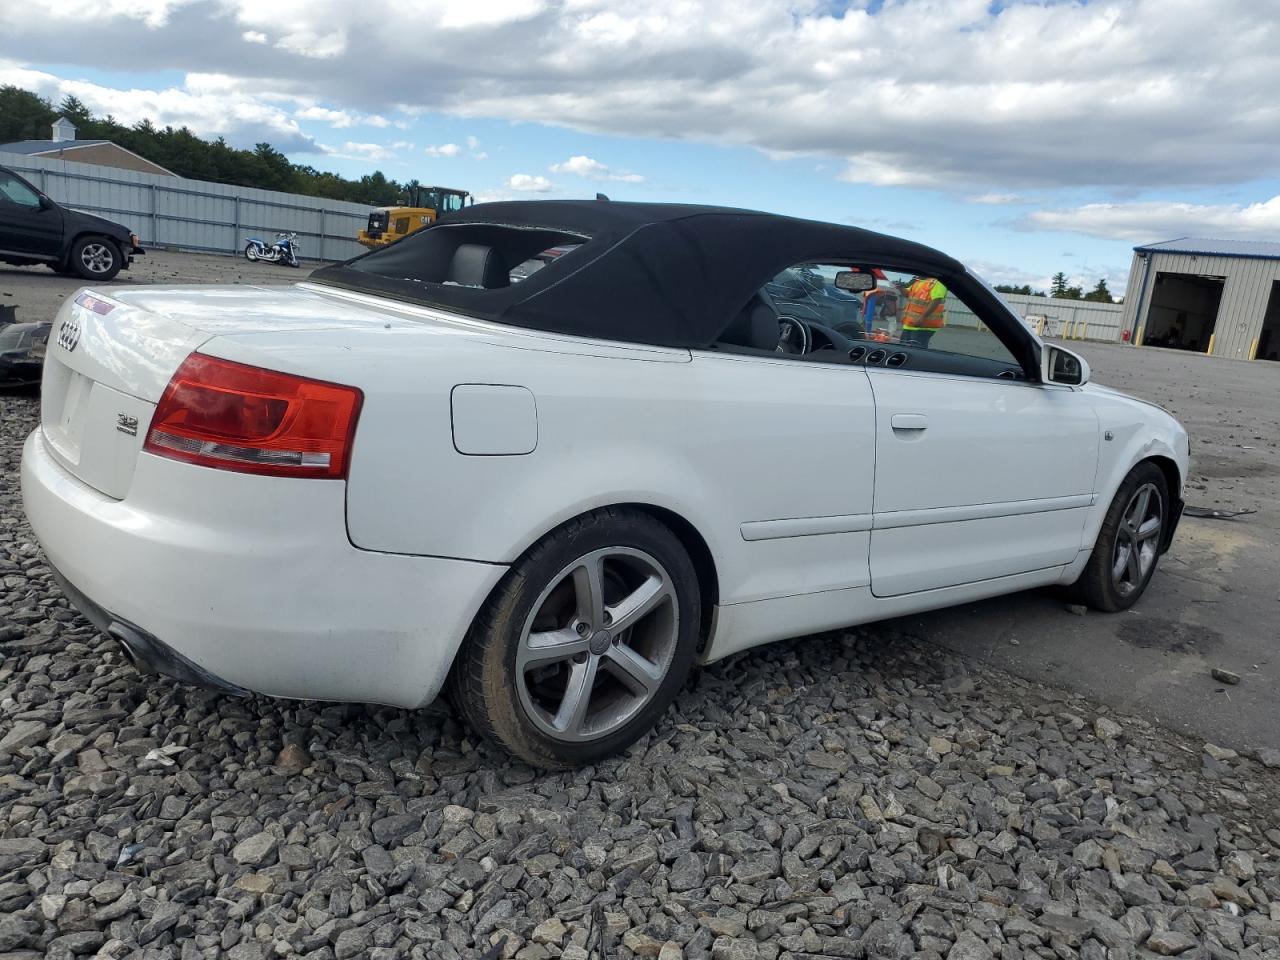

[57,317,81,353]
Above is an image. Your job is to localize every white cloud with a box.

[1020,197,1280,243]
[550,154,644,183]
[965,259,1129,300]
[969,192,1026,206]
[425,142,462,157]
[296,105,356,128]
[332,140,394,162]
[0,61,315,150]
[507,173,552,192]
[242,30,267,43]
[4,0,1280,191]
[965,259,1055,293]
[0,62,406,154]
[0,0,186,28]
[273,28,346,59]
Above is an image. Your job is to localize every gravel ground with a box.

[2,396,1280,959]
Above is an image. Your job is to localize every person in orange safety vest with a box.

[901,276,946,348]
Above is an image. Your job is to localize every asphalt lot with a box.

[2,252,1277,753]
[887,341,1280,753]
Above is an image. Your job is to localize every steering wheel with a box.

[776,316,812,355]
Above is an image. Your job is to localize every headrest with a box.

[446,243,509,289]
[721,296,780,351]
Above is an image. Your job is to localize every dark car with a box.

[0,164,144,281]
[764,265,863,334]
[0,320,52,387]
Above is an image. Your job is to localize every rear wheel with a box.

[449,508,701,767]
[69,236,121,281]
[1073,462,1168,612]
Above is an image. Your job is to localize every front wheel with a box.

[1072,462,1169,612]
[244,243,259,262]
[449,508,702,768]
[69,236,121,281]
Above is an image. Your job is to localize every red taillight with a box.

[144,354,363,480]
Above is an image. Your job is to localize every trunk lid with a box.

[39,283,416,499]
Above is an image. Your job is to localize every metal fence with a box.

[996,292,1126,343]
[2,150,372,262]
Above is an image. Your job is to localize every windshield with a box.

[0,325,39,350]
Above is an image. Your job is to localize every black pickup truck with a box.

[0,163,144,281]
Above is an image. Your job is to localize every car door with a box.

[690,267,878,610]
[865,269,1099,597]
[0,169,63,259]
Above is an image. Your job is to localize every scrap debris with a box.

[1183,505,1257,520]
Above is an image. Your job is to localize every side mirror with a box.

[1041,344,1090,386]
[834,270,876,292]
[38,195,54,210]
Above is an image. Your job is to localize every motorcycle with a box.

[243,232,300,267]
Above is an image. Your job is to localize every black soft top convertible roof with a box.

[310,200,969,349]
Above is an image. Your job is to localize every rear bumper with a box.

[50,564,249,695]
[21,429,506,708]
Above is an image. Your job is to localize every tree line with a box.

[0,86,408,206]
[995,274,1116,303]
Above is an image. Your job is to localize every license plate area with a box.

[41,358,155,499]
[42,359,88,467]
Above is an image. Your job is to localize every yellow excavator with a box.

[357,184,472,249]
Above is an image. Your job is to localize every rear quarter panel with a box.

[202,317,878,609]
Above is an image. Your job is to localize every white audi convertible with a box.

[22,201,1188,766]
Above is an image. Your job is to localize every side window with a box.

[715,261,1022,376]
[874,269,1018,367]
[0,173,41,208]
[717,261,868,363]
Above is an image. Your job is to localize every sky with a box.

[3,0,1279,294]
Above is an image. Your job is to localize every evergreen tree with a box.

[0,85,56,141]
[1050,272,1069,298]
[994,283,1046,297]
[1082,278,1113,302]
[57,95,93,126]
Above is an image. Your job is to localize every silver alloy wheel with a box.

[80,242,115,275]
[516,546,679,743]
[1112,481,1163,597]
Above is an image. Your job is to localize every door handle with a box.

[891,413,929,432]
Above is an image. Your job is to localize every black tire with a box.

[68,235,122,281]
[1072,462,1169,612]
[449,507,701,768]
